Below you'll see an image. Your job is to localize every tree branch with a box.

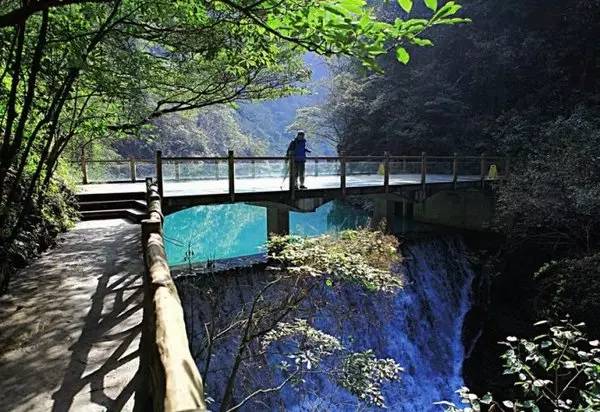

[0,0,112,28]
[225,370,299,412]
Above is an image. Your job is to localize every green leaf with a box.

[323,4,347,18]
[397,0,413,13]
[410,37,433,46]
[480,393,493,404]
[424,0,438,11]
[395,47,410,64]
[338,0,366,14]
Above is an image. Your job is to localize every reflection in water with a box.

[290,201,369,237]
[164,201,369,266]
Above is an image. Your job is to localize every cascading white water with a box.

[178,236,475,411]
[375,236,475,410]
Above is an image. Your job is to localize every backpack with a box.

[286,140,296,157]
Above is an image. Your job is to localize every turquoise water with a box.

[163,201,369,266]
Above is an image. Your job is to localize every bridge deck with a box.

[77,173,481,198]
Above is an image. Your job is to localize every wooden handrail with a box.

[81,146,88,185]
[420,152,427,190]
[138,180,207,412]
[163,156,228,161]
[80,151,511,187]
[452,152,458,189]
[340,155,346,197]
[383,151,390,193]
[288,154,295,200]
[156,150,164,199]
[84,158,153,163]
[228,150,235,201]
[81,154,507,163]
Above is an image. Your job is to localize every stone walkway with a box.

[0,219,143,412]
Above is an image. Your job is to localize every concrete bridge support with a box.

[372,198,395,231]
[401,199,414,219]
[372,196,416,232]
[267,207,289,236]
[413,189,495,231]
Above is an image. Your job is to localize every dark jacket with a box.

[287,138,310,162]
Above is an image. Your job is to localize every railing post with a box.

[81,146,88,184]
[288,154,295,200]
[340,155,346,197]
[175,161,181,181]
[155,150,164,198]
[315,159,319,177]
[480,153,486,188]
[130,157,136,182]
[216,160,220,180]
[251,160,256,178]
[420,152,427,191]
[228,150,235,201]
[402,157,407,173]
[452,152,458,189]
[383,151,390,193]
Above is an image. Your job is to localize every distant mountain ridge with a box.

[115,54,332,158]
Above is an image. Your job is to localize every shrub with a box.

[535,255,600,335]
[267,228,403,293]
[438,319,600,412]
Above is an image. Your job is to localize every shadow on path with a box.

[0,219,144,412]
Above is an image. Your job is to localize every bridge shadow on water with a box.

[0,220,143,412]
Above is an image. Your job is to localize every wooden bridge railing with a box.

[77,149,510,192]
[138,178,207,412]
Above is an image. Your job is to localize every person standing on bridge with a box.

[287,131,311,189]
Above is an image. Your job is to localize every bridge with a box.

[133,164,503,410]
[76,151,508,231]
[68,151,509,410]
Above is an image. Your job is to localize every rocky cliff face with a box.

[176,236,475,411]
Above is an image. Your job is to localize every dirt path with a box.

[0,219,143,412]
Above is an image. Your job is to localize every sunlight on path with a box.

[0,219,143,412]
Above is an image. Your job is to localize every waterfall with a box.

[177,236,475,411]
[377,236,475,410]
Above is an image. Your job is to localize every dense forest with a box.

[310,1,600,157]
[292,0,600,406]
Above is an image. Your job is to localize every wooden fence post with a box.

[420,152,427,191]
[289,154,295,200]
[228,150,235,202]
[130,157,136,182]
[383,151,390,193]
[175,161,181,181]
[480,153,486,188]
[155,150,163,198]
[452,152,458,189]
[81,146,88,184]
[340,155,347,197]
